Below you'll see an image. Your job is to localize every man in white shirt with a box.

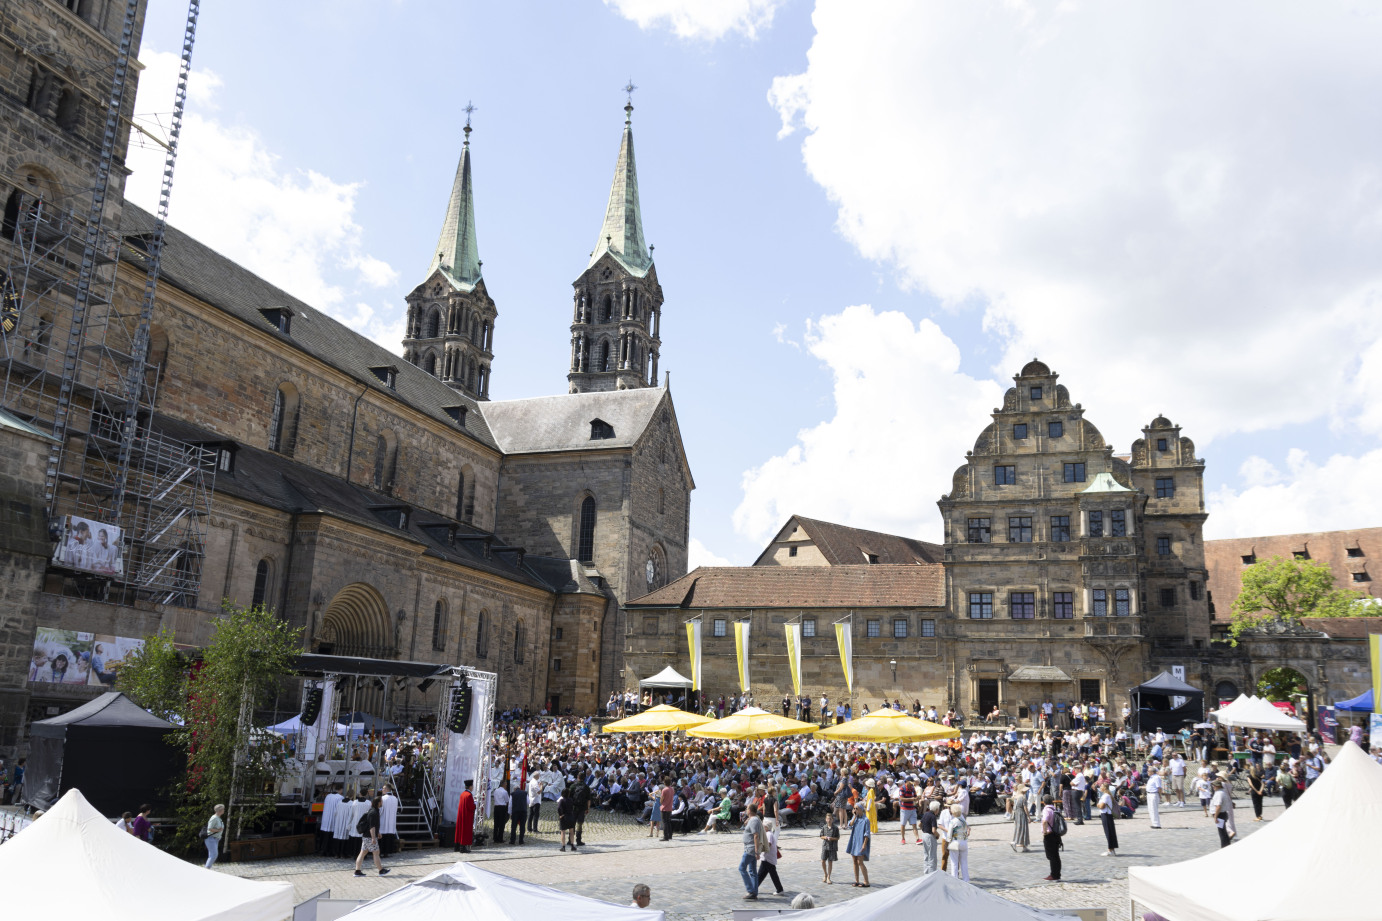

[1146,769,1164,828]
[491,783,511,844]
[1070,768,1088,825]
[319,784,343,855]
[379,784,399,854]
[1170,753,1188,806]
[527,773,545,831]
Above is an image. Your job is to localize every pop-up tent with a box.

[1211,694,1307,732]
[1129,741,1381,921]
[638,665,693,688]
[0,788,293,921]
[790,867,1076,921]
[266,713,349,736]
[1131,671,1205,733]
[23,691,181,814]
[1334,688,1375,712]
[344,860,666,921]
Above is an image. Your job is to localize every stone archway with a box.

[316,582,394,658]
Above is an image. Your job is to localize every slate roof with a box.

[758,515,943,566]
[588,109,652,276]
[424,135,483,292]
[119,205,496,450]
[481,387,666,454]
[627,564,945,609]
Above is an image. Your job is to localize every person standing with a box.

[740,802,766,900]
[558,784,577,851]
[509,781,528,844]
[819,812,840,884]
[845,803,871,888]
[1171,752,1188,807]
[454,779,476,853]
[1246,765,1265,822]
[1070,767,1087,826]
[920,801,941,873]
[204,804,224,869]
[1040,794,1063,881]
[946,804,970,882]
[131,804,153,843]
[756,816,784,895]
[1146,768,1164,829]
[659,776,675,842]
[1096,782,1119,856]
[898,778,918,844]
[1210,779,1237,848]
[352,796,390,877]
[527,772,544,833]
[378,785,399,855]
[1275,762,1296,809]
[1008,783,1030,852]
[319,784,343,855]
[491,781,510,845]
[573,774,591,846]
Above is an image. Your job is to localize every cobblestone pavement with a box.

[220,797,1283,920]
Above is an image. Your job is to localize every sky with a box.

[126,0,1382,569]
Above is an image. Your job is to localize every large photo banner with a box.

[28,628,144,686]
[443,678,491,826]
[51,515,125,577]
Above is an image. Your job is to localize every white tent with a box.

[1211,694,1307,732]
[0,788,293,921]
[789,869,1077,921]
[266,714,349,736]
[1129,741,1382,921]
[344,860,665,921]
[638,665,693,689]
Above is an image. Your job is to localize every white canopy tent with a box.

[1210,694,1307,732]
[266,714,349,736]
[344,860,665,921]
[0,788,293,921]
[1129,741,1382,921]
[638,665,693,689]
[789,869,1076,921]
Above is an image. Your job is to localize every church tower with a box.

[567,94,664,393]
[403,110,497,400]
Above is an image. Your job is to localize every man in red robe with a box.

[454,779,476,852]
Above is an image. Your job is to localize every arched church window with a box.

[601,294,612,323]
[476,610,489,659]
[578,496,597,562]
[422,352,437,376]
[599,340,611,372]
[514,619,526,664]
[251,558,272,609]
[432,598,448,651]
[658,487,665,515]
[425,309,440,338]
[268,383,299,456]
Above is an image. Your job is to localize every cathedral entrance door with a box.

[977,679,999,718]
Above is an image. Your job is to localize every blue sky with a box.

[129,1,1382,567]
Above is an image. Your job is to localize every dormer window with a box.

[444,405,468,427]
[370,365,398,388]
[590,418,615,440]
[258,307,293,335]
[372,505,410,530]
[216,446,235,474]
[864,552,880,564]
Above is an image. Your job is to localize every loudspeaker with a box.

[448,681,472,734]
[301,687,323,727]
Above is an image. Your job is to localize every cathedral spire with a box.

[588,86,651,275]
[426,104,482,289]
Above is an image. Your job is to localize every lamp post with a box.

[890,658,897,687]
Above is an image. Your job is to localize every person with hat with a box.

[1209,778,1237,847]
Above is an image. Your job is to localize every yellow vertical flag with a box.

[734,620,751,693]
[835,621,853,692]
[1371,634,1381,714]
[686,620,702,691]
[785,623,802,696]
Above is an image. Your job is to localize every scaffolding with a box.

[0,0,212,606]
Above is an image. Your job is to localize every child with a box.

[820,812,840,884]
[1195,774,1213,816]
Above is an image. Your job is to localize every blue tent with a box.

[1334,688,1375,712]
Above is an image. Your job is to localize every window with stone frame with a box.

[1052,592,1074,619]
[967,518,991,543]
[432,599,448,651]
[994,465,1016,486]
[1013,423,1028,440]
[1049,420,1064,438]
[920,619,936,637]
[893,618,908,638]
[968,592,993,618]
[514,620,526,663]
[1009,591,1036,619]
[1160,587,1176,608]
[1008,516,1033,543]
[1092,588,1108,616]
[577,496,597,562]
[866,619,881,638]
[712,618,726,637]
[251,559,272,609]
[802,618,816,637]
[1050,515,1071,542]
[1155,477,1175,498]
[475,610,489,658]
[1157,438,1169,451]
[1110,509,1127,537]
[1189,581,1202,600]
[1115,588,1131,615]
[1030,386,1043,400]
[1063,462,1086,483]
[1088,510,1104,537]
[1157,536,1172,556]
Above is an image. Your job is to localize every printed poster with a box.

[29,627,144,686]
[51,515,125,577]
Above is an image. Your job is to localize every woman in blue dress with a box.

[845,803,871,887]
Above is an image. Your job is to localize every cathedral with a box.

[0,0,690,758]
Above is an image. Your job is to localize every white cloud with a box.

[605,0,786,40]
[126,50,402,351]
[1207,448,1382,539]
[732,305,1003,544]
[688,537,734,569]
[769,1,1382,448]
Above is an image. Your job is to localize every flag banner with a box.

[1371,634,1381,714]
[686,620,702,691]
[785,623,802,696]
[835,621,853,692]
[734,620,751,694]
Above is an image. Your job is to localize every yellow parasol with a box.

[601,704,715,733]
[814,707,960,743]
[686,706,818,740]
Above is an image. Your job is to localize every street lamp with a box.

[890,659,897,685]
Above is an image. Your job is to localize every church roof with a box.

[118,204,498,451]
[587,105,652,277]
[425,127,482,292]
[480,387,666,454]
[629,564,946,609]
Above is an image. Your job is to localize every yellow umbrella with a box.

[686,706,818,740]
[814,707,960,743]
[601,704,715,733]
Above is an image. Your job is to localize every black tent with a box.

[1131,671,1205,734]
[23,692,181,816]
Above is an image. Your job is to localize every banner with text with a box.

[686,620,702,692]
[835,621,853,692]
[785,623,802,696]
[443,678,491,828]
[734,621,751,694]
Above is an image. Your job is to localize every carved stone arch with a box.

[1002,388,1019,411]
[948,465,970,500]
[971,422,997,456]
[1080,418,1106,450]
[1180,436,1198,462]
[1054,384,1072,409]
[317,582,393,657]
[1130,439,1148,466]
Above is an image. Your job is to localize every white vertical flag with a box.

[835,621,853,692]
[685,619,702,691]
[734,620,751,694]
[785,623,802,696]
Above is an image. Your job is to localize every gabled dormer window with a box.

[370,365,398,388]
[258,307,293,335]
[444,405,468,427]
[590,418,615,440]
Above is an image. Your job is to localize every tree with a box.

[1257,666,1307,702]
[1227,555,1364,644]
[116,628,187,722]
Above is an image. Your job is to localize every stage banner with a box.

[686,620,702,691]
[734,620,751,694]
[443,678,491,827]
[301,678,334,768]
[1372,712,1382,746]
[785,623,802,696]
[835,621,853,692]
[1316,707,1338,744]
[1371,635,1381,714]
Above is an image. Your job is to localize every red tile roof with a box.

[1204,527,1382,621]
[628,564,946,609]
[755,515,943,566]
[1303,616,1382,639]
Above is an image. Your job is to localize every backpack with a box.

[356,809,373,836]
[1050,810,1068,836]
[951,817,969,841]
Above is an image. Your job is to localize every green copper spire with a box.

[588,88,651,275]
[427,106,482,289]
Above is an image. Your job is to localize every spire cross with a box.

[463,101,477,145]
[623,79,638,105]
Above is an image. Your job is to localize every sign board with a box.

[1170,664,1187,709]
